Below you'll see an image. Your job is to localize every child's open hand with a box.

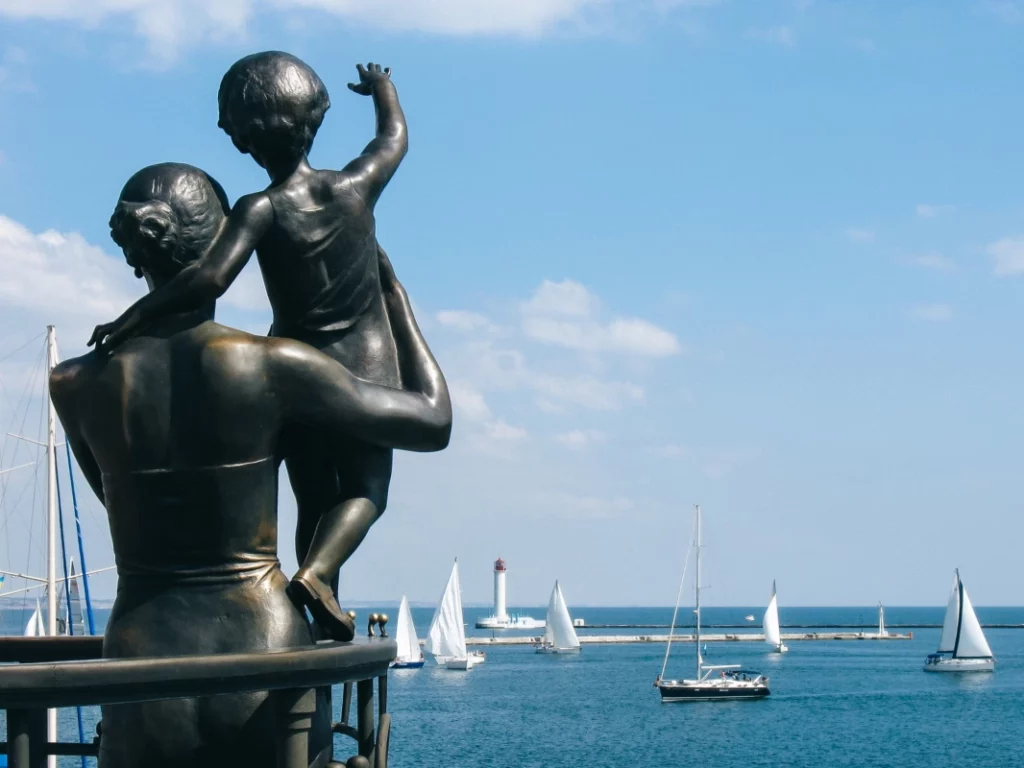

[347,63,392,96]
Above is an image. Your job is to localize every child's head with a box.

[110,163,230,287]
[218,51,331,170]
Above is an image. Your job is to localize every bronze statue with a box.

[52,162,451,768]
[88,52,413,642]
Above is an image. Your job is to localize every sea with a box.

[2,605,1023,768]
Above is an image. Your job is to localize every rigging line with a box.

[658,510,699,682]
[0,331,45,366]
[0,342,46,498]
[65,441,96,635]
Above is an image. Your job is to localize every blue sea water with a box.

[3,605,1024,767]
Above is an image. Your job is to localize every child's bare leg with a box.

[285,429,356,641]
[290,444,393,641]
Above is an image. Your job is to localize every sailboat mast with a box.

[694,504,701,678]
[45,325,59,767]
[46,325,58,636]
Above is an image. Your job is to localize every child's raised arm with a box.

[342,63,408,209]
[88,193,273,351]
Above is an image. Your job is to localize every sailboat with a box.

[424,560,485,670]
[877,602,888,638]
[23,598,44,637]
[656,505,770,701]
[0,327,107,768]
[391,595,425,668]
[762,580,788,653]
[535,581,580,654]
[924,569,994,673]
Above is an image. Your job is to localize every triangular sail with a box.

[544,581,580,649]
[425,561,467,663]
[937,573,960,653]
[23,598,43,637]
[395,595,421,662]
[67,558,85,636]
[763,581,781,648]
[954,583,993,659]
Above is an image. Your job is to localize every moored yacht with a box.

[655,505,770,702]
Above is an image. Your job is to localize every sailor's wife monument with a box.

[0,52,450,768]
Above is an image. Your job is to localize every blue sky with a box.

[1,0,1024,610]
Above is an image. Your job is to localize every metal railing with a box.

[0,636,394,768]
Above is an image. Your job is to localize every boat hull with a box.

[535,645,581,654]
[444,651,486,671]
[658,682,770,702]
[391,659,425,669]
[770,644,788,654]
[923,657,994,673]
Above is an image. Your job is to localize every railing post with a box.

[7,708,47,768]
[340,681,352,725]
[356,678,374,759]
[276,688,318,768]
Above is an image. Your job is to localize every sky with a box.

[1,0,1024,611]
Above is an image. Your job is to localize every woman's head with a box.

[217,51,331,170]
[110,163,230,287]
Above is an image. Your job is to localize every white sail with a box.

[425,560,467,664]
[67,558,86,636]
[23,598,44,637]
[395,595,422,663]
[763,581,781,648]
[937,573,960,653]
[543,581,580,650]
[955,584,993,659]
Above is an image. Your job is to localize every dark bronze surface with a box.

[43,54,450,764]
[87,53,423,642]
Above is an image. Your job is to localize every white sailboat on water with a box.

[391,595,424,669]
[924,569,994,673]
[424,560,485,671]
[536,581,580,654]
[656,505,770,701]
[23,598,44,637]
[762,580,788,653]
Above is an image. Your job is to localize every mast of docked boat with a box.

[45,325,58,768]
[694,504,701,679]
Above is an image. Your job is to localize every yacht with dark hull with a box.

[655,505,771,702]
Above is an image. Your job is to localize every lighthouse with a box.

[475,557,543,629]
[493,557,509,622]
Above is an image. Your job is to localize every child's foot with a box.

[290,568,356,642]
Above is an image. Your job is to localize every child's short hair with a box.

[218,51,331,165]
[110,163,230,278]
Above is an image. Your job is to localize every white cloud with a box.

[908,252,954,272]
[916,203,954,219]
[533,491,634,519]
[982,0,1024,23]
[0,0,719,63]
[450,381,492,422]
[556,429,606,449]
[0,215,140,329]
[908,303,953,322]
[988,237,1024,276]
[220,261,271,313]
[531,372,644,410]
[521,279,681,357]
[436,310,498,334]
[655,443,689,458]
[484,419,528,441]
[751,25,795,46]
[0,46,33,93]
[846,228,875,243]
